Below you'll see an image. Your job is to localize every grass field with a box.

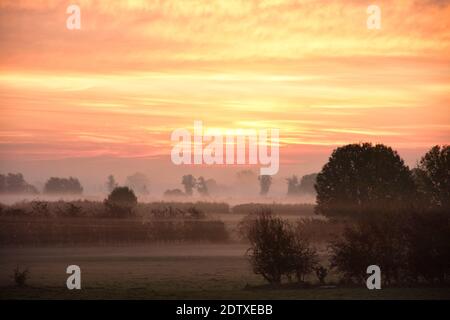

[1,244,449,300]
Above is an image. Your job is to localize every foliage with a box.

[244,210,317,284]
[13,266,29,287]
[315,143,416,218]
[0,173,38,194]
[413,145,450,209]
[106,175,118,193]
[125,172,150,195]
[258,175,272,196]
[330,208,450,286]
[44,177,83,195]
[182,174,196,196]
[104,186,138,218]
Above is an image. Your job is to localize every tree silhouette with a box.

[0,173,38,194]
[258,175,272,196]
[125,172,150,195]
[413,145,450,208]
[182,174,196,196]
[43,177,83,195]
[315,143,416,218]
[163,188,185,197]
[104,186,137,217]
[106,175,118,193]
[286,175,300,196]
[298,173,318,195]
[196,176,209,196]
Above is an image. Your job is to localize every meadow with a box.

[0,199,448,300]
[1,244,449,300]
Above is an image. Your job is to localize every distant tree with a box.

[258,175,272,196]
[196,176,209,196]
[106,175,118,193]
[104,186,137,217]
[0,173,38,194]
[182,174,196,196]
[44,177,83,195]
[163,188,185,198]
[298,173,318,195]
[315,143,416,218]
[286,175,300,196]
[413,145,450,208]
[125,172,150,195]
[286,173,318,197]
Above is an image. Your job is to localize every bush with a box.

[13,266,29,287]
[403,208,450,284]
[329,211,406,285]
[244,210,317,284]
[44,177,83,195]
[330,208,450,286]
[104,186,138,218]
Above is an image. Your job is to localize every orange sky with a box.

[0,0,449,178]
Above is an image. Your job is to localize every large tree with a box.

[413,145,450,208]
[315,143,416,218]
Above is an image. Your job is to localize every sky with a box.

[0,0,449,194]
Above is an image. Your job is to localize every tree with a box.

[196,176,209,196]
[104,186,137,217]
[287,173,318,197]
[298,173,318,195]
[163,188,185,198]
[182,174,196,196]
[258,175,272,196]
[330,207,450,285]
[106,175,118,193]
[0,173,38,194]
[329,211,407,285]
[315,143,416,218]
[286,175,300,196]
[44,177,83,195]
[413,145,450,209]
[125,172,150,195]
[245,210,317,284]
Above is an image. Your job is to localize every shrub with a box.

[403,208,450,284]
[104,186,138,218]
[329,208,450,286]
[13,266,29,287]
[329,211,407,285]
[314,266,328,285]
[244,209,317,284]
[44,177,83,194]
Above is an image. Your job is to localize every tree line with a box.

[243,143,449,287]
